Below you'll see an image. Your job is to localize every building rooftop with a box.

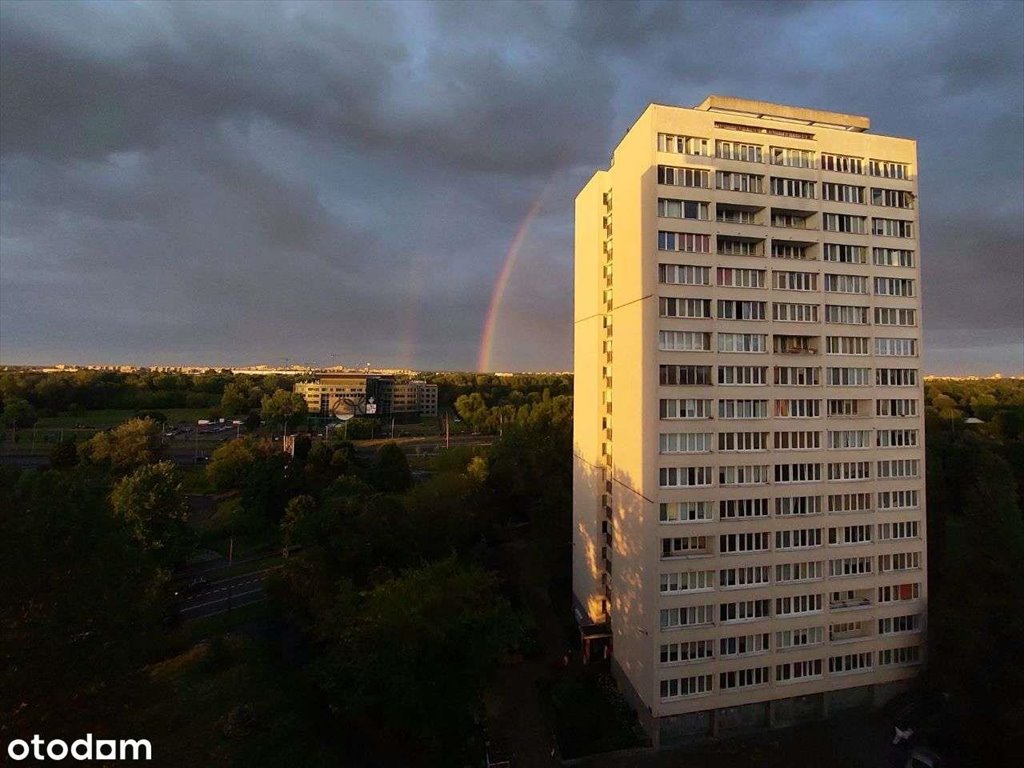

[692,95,870,132]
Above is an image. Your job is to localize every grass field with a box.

[33,408,212,429]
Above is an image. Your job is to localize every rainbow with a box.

[477,177,557,372]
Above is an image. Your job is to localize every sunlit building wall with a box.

[573,97,926,744]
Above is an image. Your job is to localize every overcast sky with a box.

[1,0,1022,374]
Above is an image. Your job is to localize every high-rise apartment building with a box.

[573,97,926,745]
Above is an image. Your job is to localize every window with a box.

[720,498,770,519]
[878,582,921,603]
[878,489,919,510]
[660,673,714,700]
[719,600,770,624]
[717,300,766,320]
[869,159,909,179]
[660,432,712,454]
[876,368,917,386]
[719,565,770,589]
[660,501,714,523]
[773,431,821,450]
[716,171,764,193]
[718,333,767,353]
[776,626,824,649]
[879,551,922,572]
[658,198,710,220]
[823,243,867,264]
[660,365,713,385]
[774,399,821,418]
[659,231,711,253]
[659,331,712,352]
[717,237,762,257]
[872,217,914,238]
[719,532,770,555]
[828,461,871,481]
[775,560,824,583]
[878,614,922,635]
[772,242,812,260]
[876,398,918,417]
[718,366,767,385]
[879,646,921,667]
[874,308,916,326]
[878,520,920,540]
[823,213,867,234]
[660,604,714,629]
[774,463,822,483]
[658,165,710,188]
[776,593,823,616]
[874,277,915,297]
[822,183,864,203]
[660,297,712,318]
[658,133,710,156]
[828,524,872,545]
[877,459,920,479]
[661,536,711,557]
[718,399,769,419]
[825,305,870,325]
[659,466,713,488]
[659,263,711,285]
[719,666,770,690]
[877,429,918,448]
[717,431,769,451]
[827,399,869,417]
[773,303,819,323]
[775,495,823,516]
[716,140,763,162]
[770,177,816,198]
[821,154,863,174]
[829,652,873,674]
[828,493,872,513]
[719,633,770,657]
[717,267,766,288]
[716,205,759,225]
[718,465,770,486]
[660,570,714,594]
[873,248,914,268]
[776,658,823,683]
[828,430,871,449]
[660,640,714,664]
[776,528,822,550]
[770,147,814,168]
[871,188,914,209]
[829,556,873,577]
[824,274,869,294]
[660,398,712,419]
[773,271,817,291]
[875,338,917,357]
[827,336,870,355]
[826,367,871,386]
[774,367,820,386]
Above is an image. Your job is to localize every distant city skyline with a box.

[1,1,1022,375]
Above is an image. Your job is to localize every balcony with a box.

[773,335,820,355]
[829,588,872,611]
[771,207,817,230]
[829,621,874,643]
[716,203,764,227]
[717,235,765,258]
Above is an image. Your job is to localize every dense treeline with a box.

[419,372,572,410]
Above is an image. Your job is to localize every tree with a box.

[221,380,262,417]
[0,397,38,430]
[80,418,163,471]
[110,461,194,566]
[370,442,412,492]
[261,389,308,432]
[49,438,79,469]
[315,558,519,763]
[208,437,261,491]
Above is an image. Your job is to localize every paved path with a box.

[177,567,279,620]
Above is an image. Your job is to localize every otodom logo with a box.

[7,734,152,762]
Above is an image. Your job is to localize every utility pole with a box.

[445,412,450,449]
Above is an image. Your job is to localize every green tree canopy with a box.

[110,461,194,566]
[0,397,38,429]
[261,389,308,431]
[80,417,163,472]
[370,442,413,493]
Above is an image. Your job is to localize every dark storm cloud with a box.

[0,0,1021,372]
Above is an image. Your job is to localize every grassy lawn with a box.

[34,408,212,429]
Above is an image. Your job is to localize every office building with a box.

[573,97,926,744]
[295,374,438,419]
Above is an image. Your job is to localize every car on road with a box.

[174,577,208,597]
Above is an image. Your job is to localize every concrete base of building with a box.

[609,673,914,749]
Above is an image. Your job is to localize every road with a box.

[176,567,279,620]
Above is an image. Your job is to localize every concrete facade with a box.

[573,97,926,744]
